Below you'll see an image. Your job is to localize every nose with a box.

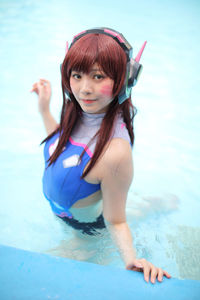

[80,77,93,95]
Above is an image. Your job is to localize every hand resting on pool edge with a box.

[126,258,171,283]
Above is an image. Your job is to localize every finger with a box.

[163,270,171,279]
[141,261,150,283]
[126,259,144,272]
[157,268,164,282]
[40,79,50,85]
[38,81,46,88]
[40,78,49,82]
[30,84,38,93]
[131,266,144,272]
[133,262,143,269]
[150,266,158,284]
[30,83,37,90]
[126,261,143,271]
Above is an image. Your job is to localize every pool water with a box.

[0,0,200,280]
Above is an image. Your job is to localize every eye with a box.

[93,74,105,80]
[71,72,82,80]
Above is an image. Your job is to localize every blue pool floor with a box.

[0,244,200,300]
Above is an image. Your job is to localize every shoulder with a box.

[99,138,133,183]
[105,138,132,163]
[111,113,131,145]
[100,138,133,223]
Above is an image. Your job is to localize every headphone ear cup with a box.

[64,89,70,99]
[128,59,143,87]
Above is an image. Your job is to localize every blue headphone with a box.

[61,27,147,104]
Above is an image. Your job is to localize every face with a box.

[69,63,114,114]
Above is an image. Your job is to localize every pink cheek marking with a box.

[100,85,113,97]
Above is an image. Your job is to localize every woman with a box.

[31,27,171,283]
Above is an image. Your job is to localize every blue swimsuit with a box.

[42,112,131,224]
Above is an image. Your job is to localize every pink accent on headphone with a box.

[135,41,147,63]
[72,30,87,42]
[104,29,125,43]
[65,41,69,54]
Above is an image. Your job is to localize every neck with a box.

[81,111,106,126]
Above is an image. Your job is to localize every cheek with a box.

[100,84,113,97]
[69,78,78,95]
[69,79,74,91]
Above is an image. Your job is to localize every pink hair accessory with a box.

[135,41,147,63]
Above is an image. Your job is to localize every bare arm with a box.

[40,110,59,136]
[30,79,59,135]
[101,139,137,264]
[100,138,171,283]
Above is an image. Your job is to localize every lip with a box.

[81,99,96,104]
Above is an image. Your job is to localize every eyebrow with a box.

[90,69,101,72]
[71,69,100,72]
[71,68,103,73]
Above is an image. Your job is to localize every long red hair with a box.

[42,33,137,178]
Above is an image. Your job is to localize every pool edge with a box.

[0,244,200,300]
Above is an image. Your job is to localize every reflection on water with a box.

[45,229,121,267]
[127,192,179,219]
[167,226,200,280]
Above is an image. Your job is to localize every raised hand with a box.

[30,79,52,114]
